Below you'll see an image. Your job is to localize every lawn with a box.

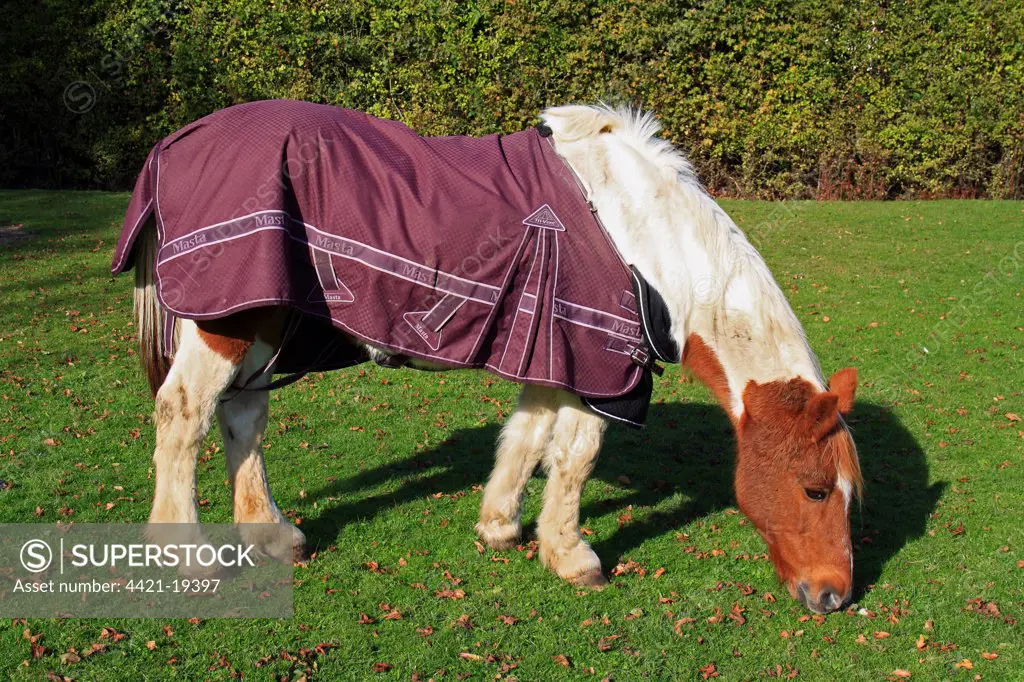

[0,191,1020,680]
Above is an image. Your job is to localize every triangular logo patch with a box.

[522,204,566,231]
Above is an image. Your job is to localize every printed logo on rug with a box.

[522,204,566,231]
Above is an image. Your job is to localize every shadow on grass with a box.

[303,400,942,598]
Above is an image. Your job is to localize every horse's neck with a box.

[559,141,824,419]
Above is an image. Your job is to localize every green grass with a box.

[0,191,1021,680]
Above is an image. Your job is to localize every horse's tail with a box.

[134,223,173,396]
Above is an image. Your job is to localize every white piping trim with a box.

[498,234,541,372]
[581,395,644,427]
[517,230,546,375]
[551,313,640,341]
[548,230,560,380]
[630,268,674,362]
[115,197,154,269]
[557,297,639,326]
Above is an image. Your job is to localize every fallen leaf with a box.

[99,627,125,642]
[372,662,393,673]
[674,617,696,635]
[892,670,912,679]
[552,654,572,668]
[955,659,973,670]
[435,588,466,600]
[699,662,719,679]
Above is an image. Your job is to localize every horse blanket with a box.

[113,100,666,425]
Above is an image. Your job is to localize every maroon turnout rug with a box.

[113,100,666,425]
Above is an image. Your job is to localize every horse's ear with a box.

[803,392,839,442]
[828,367,857,415]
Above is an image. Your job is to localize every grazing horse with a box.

[115,101,861,613]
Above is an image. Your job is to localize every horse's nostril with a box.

[818,588,842,612]
[795,582,811,607]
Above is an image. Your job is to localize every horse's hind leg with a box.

[537,393,608,587]
[149,319,245,528]
[216,338,306,563]
[476,385,558,549]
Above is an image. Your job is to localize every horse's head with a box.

[734,368,860,613]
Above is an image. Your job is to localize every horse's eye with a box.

[804,488,828,502]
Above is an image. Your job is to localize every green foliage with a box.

[2,0,1022,197]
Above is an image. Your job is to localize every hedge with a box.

[2,0,1022,198]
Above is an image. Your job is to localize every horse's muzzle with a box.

[796,581,849,614]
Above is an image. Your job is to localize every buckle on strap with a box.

[630,344,664,376]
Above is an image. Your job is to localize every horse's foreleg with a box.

[149,320,244,527]
[476,385,558,549]
[216,338,306,563]
[536,394,608,587]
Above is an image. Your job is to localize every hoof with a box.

[475,520,521,550]
[238,521,307,566]
[292,541,312,566]
[569,568,608,590]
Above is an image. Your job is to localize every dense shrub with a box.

[2,0,1021,198]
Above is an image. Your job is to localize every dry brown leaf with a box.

[435,588,466,600]
[451,614,473,630]
[552,654,572,668]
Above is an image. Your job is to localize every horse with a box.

[115,100,862,614]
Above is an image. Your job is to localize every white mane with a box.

[540,104,826,413]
